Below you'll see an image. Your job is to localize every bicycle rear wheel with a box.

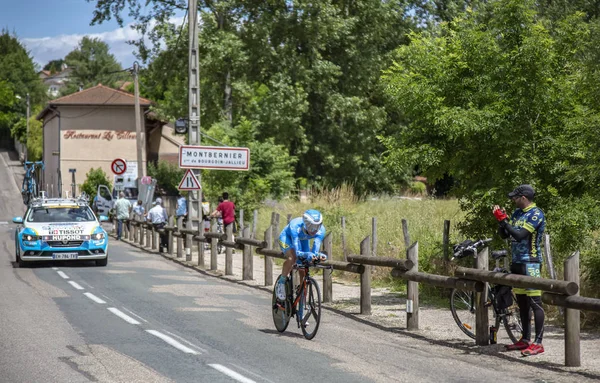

[300,277,322,340]
[500,294,522,343]
[450,288,476,340]
[272,280,291,333]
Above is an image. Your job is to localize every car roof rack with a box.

[28,191,90,208]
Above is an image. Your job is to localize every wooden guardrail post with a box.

[125,220,130,240]
[252,210,258,239]
[167,217,174,255]
[210,218,218,271]
[371,217,377,257]
[341,216,347,261]
[151,225,157,250]
[139,223,145,246]
[133,221,138,243]
[264,226,273,286]
[176,217,183,258]
[475,247,489,346]
[443,220,450,263]
[225,223,233,275]
[360,236,371,315]
[198,220,205,268]
[401,219,410,249]
[323,233,333,303]
[406,242,419,330]
[242,227,252,280]
[145,224,151,248]
[565,251,581,367]
[240,209,244,232]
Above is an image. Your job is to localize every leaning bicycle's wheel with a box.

[272,282,291,333]
[501,294,523,344]
[21,178,29,205]
[450,288,476,340]
[300,277,322,340]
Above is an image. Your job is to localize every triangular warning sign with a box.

[178,169,202,191]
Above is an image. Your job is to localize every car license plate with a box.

[53,253,78,260]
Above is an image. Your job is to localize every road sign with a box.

[124,161,138,177]
[179,145,250,170]
[178,169,201,191]
[141,176,152,185]
[111,158,127,175]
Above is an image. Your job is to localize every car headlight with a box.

[92,233,105,240]
[22,234,39,241]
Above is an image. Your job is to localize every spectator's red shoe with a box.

[505,339,530,351]
[521,343,544,356]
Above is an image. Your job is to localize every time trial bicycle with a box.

[272,256,331,340]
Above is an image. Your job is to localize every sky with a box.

[0,0,182,69]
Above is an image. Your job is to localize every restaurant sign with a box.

[63,130,136,141]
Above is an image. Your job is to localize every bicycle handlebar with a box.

[452,238,492,260]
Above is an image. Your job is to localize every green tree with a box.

[201,118,297,211]
[63,36,126,93]
[80,168,112,200]
[381,0,600,255]
[147,160,184,196]
[0,30,46,140]
[43,59,66,73]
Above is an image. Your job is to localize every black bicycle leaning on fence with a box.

[272,257,332,340]
[450,238,523,343]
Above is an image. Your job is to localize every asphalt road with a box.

[0,151,586,383]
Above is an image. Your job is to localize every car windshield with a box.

[27,206,96,223]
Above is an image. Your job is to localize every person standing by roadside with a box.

[147,198,169,252]
[176,192,188,247]
[114,191,132,240]
[493,184,546,356]
[132,199,145,221]
[210,192,236,234]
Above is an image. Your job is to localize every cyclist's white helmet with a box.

[302,209,323,235]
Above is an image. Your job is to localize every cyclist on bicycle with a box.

[493,184,546,356]
[275,209,327,301]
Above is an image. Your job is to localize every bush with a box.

[148,160,184,196]
[79,168,111,201]
[409,181,427,196]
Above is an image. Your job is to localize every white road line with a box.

[230,363,275,383]
[57,271,69,279]
[0,221,8,225]
[52,267,59,270]
[121,307,148,323]
[146,330,199,355]
[209,364,256,383]
[164,330,207,353]
[107,307,141,325]
[68,281,84,290]
[84,293,106,304]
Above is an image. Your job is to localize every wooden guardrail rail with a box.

[112,214,599,367]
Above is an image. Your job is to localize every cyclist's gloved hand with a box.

[492,206,508,222]
[317,252,328,261]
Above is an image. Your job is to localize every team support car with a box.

[13,196,109,267]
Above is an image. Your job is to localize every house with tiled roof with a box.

[38,64,73,97]
[36,84,184,197]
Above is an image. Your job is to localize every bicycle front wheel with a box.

[450,288,476,340]
[272,282,291,333]
[300,277,322,340]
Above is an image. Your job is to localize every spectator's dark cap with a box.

[508,184,535,200]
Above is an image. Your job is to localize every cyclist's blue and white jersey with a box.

[509,203,546,264]
[279,217,326,260]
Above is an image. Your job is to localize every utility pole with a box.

[133,61,145,180]
[187,0,201,256]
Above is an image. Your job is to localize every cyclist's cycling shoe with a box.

[521,343,544,356]
[505,339,530,351]
[276,280,286,301]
